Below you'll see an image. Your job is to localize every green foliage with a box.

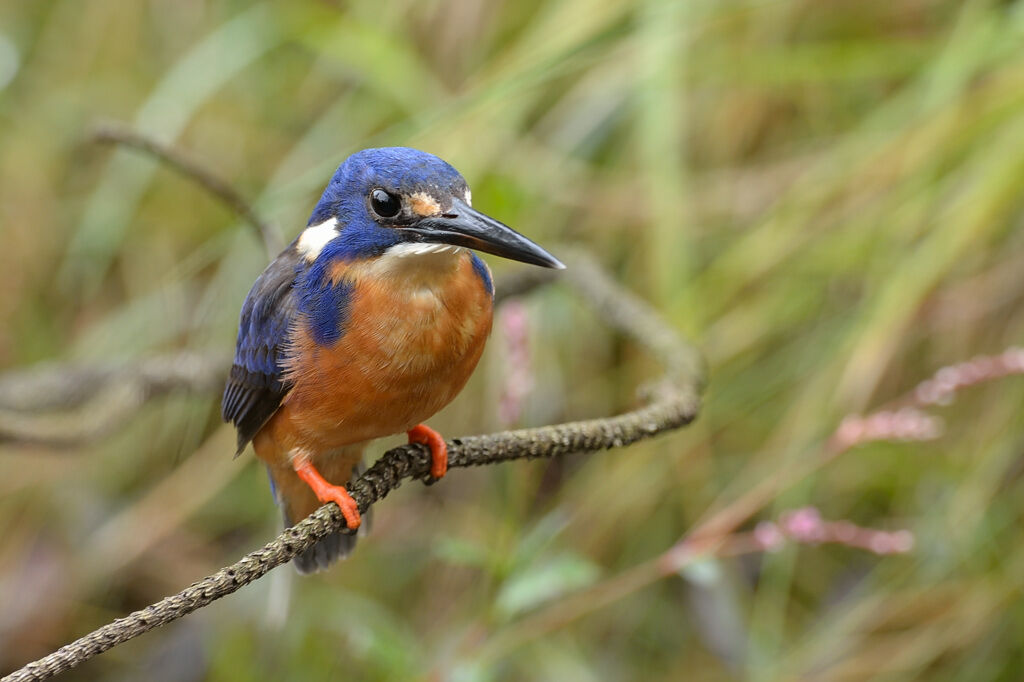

[2,0,1024,680]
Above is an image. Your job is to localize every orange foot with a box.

[293,457,361,530]
[408,424,448,480]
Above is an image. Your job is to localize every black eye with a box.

[370,189,401,218]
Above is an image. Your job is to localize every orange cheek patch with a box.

[409,192,441,217]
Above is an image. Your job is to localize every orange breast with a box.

[264,249,493,453]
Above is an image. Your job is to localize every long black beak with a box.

[407,199,564,269]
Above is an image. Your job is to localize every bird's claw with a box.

[293,458,362,530]
[407,423,448,481]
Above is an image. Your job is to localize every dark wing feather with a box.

[222,243,302,454]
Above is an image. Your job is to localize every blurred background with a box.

[2,0,1024,680]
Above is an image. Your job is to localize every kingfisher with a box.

[222,147,563,573]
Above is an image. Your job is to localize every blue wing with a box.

[222,243,302,454]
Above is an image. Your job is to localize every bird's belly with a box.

[273,255,493,451]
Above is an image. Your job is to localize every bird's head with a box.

[300,147,563,269]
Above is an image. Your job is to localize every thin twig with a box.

[0,352,225,413]
[0,352,229,447]
[473,348,1024,661]
[92,121,282,255]
[2,250,704,682]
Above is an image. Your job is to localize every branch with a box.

[0,352,228,447]
[92,121,283,255]
[3,125,703,679]
[2,251,704,682]
[472,348,1024,661]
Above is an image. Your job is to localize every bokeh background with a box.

[3,1,1024,680]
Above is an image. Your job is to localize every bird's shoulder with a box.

[221,242,304,454]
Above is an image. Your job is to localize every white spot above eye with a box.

[464,189,472,206]
[296,218,338,262]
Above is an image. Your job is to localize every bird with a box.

[222,147,563,573]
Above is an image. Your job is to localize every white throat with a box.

[384,242,464,259]
[367,242,466,288]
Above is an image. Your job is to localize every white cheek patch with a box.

[464,189,472,206]
[296,218,339,262]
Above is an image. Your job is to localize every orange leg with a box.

[293,457,362,530]
[408,424,448,480]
